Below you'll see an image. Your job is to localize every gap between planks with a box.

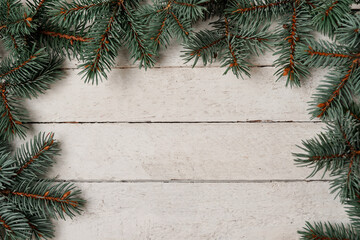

[26,120,321,124]
[61,65,274,70]
[54,179,330,184]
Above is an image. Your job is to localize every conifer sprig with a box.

[182,18,271,78]
[273,1,312,87]
[0,133,84,240]
[0,48,63,139]
[312,0,353,36]
[299,222,360,240]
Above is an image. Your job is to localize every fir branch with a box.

[316,60,359,118]
[170,11,189,36]
[231,0,293,13]
[281,3,299,85]
[143,0,206,50]
[0,13,34,35]
[59,1,109,15]
[300,40,357,69]
[299,222,359,240]
[224,17,239,68]
[190,36,226,57]
[335,14,360,48]
[14,132,59,179]
[307,47,358,60]
[119,1,155,69]
[274,2,312,87]
[25,214,54,240]
[0,85,25,139]
[305,0,316,8]
[226,0,294,24]
[152,8,169,45]
[80,6,120,83]
[4,180,84,219]
[0,202,31,240]
[324,0,339,16]
[36,0,46,11]
[3,190,78,208]
[0,54,39,79]
[40,30,92,44]
[0,133,84,239]
[312,0,352,36]
[48,0,114,28]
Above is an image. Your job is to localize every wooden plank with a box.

[53,182,347,240]
[23,122,325,181]
[26,67,324,122]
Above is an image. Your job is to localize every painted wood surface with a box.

[26,67,325,122]
[52,182,347,240]
[5,6,359,238]
[26,122,325,181]
[20,46,346,239]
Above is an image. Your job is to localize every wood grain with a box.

[53,182,347,240]
[25,67,325,122]
[21,122,326,181]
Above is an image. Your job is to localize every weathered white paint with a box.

[2,7,356,238]
[53,182,347,240]
[26,67,325,122]
[23,122,326,181]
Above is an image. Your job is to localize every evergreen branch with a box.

[324,0,339,16]
[305,0,316,8]
[231,0,293,13]
[0,153,15,189]
[0,216,11,231]
[4,180,84,219]
[0,32,26,53]
[307,47,358,60]
[6,54,63,99]
[349,110,360,121]
[311,153,348,161]
[40,30,93,44]
[317,60,359,118]
[312,0,352,36]
[58,1,110,16]
[170,11,189,36]
[144,0,205,51]
[0,134,84,239]
[0,13,33,34]
[25,214,54,240]
[0,85,23,135]
[119,1,155,69]
[173,1,196,7]
[6,0,10,17]
[48,0,114,28]
[224,17,238,68]
[8,34,18,50]
[299,222,359,240]
[36,0,46,11]
[0,202,31,240]
[190,36,226,57]
[28,0,48,19]
[3,190,78,208]
[82,6,119,83]
[274,2,312,87]
[232,34,267,42]
[282,3,298,83]
[335,14,360,48]
[0,53,39,79]
[15,132,58,178]
[152,10,169,44]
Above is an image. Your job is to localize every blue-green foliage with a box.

[0,133,84,240]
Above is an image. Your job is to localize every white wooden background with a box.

[4,26,354,238]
